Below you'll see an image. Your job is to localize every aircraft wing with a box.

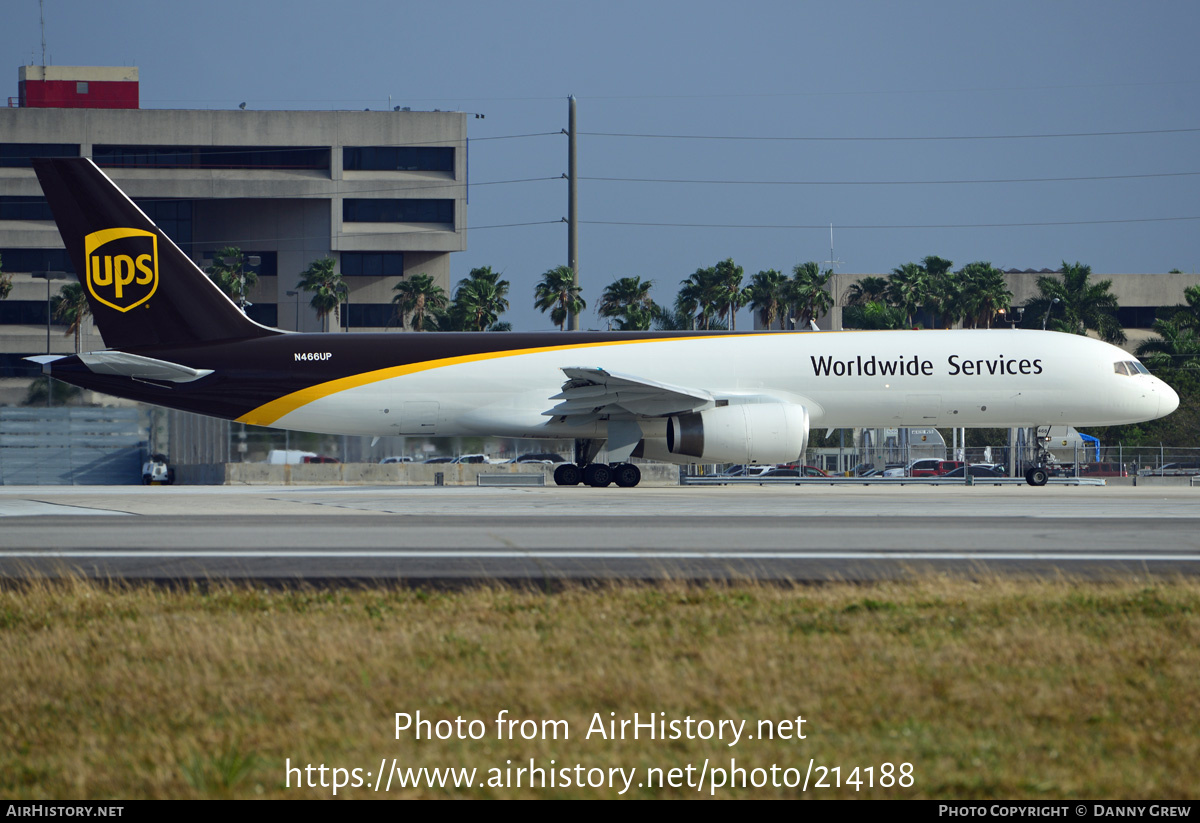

[543,366,713,425]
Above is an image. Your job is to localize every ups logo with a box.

[84,227,159,312]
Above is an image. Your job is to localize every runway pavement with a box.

[1,484,1198,583]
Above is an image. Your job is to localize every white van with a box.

[265,450,317,465]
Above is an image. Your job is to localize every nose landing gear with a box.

[1023,426,1052,486]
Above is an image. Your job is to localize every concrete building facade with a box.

[1,69,467,385]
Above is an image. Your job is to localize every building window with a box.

[343,199,453,224]
[1117,306,1158,328]
[0,143,80,168]
[246,303,278,327]
[0,300,66,326]
[0,354,43,378]
[346,303,402,328]
[76,82,89,94]
[136,200,194,253]
[341,252,404,276]
[344,147,454,173]
[0,248,75,274]
[0,197,54,221]
[93,145,330,170]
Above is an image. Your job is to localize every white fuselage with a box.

[267,329,1178,440]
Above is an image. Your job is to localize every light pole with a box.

[286,290,301,331]
[1042,297,1061,330]
[31,271,73,407]
[998,306,1024,329]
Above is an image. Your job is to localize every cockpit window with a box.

[1114,362,1132,376]
[1131,361,1150,375]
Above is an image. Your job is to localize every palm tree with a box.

[392,273,448,331]
[747,269,787,330]
[297,256,347,332]
[534,265,586,330]
[844,300,908,330]
[452,266,510,331]
[678,266,720,330]
[843,275,889,308]
[1158,284,1200,333]
[1135,319,1200,379]
[958,261,1012,328]
[710,258,746,330]
[1027,261,1125,344]
[598,276,656,330]
[51,283,91,353]
[205,246,258,308]
[921,255,959,328]
[887,262,927,328]
[788,261,834,329]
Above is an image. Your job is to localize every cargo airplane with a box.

[28,158,1178,487]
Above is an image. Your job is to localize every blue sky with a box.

[3,0,1198,329]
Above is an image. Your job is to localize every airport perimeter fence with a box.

[689,445,1200,479]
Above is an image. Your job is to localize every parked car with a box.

[759,468,804,479]
[516,452,567,463]
[775,464,830,477]
[303,455,339,464]
[422,456,453,464]
[451,454,491,464]
[265,449,317,465]
[379,456,414,464]
[884,459,935,477]
[721,464,772,477]
[760,466,830,479]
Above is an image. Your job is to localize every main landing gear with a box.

[552,437,642,487]
[554,462,642,488]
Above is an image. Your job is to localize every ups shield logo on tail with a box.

[84,228,159,312]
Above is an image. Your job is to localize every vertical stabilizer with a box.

[32,157,279,349]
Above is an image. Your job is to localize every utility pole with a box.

[567,95,579,330]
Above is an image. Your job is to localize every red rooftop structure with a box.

[16,65,139,109]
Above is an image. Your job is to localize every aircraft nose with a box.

[1159,380,1180,418]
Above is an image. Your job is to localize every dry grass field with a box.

[1,574,1197,799]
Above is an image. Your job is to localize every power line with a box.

[582,171,1200,187]
[141,78,1197,105]
[581,127,1200,142]
[200,220,561,248]
[583,216,1200,230]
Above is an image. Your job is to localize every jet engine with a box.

[665,403,809,464]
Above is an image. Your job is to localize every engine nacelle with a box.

[666,403,810,464]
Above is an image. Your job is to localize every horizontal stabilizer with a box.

[78,351,213,383]
[23,355,66,374]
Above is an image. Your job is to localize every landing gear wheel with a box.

[1025,467,1049,486]
[583,463,613,487]
[613,463,641,488]
[554,463,582,486]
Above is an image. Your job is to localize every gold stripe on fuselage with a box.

[235,333,744,426]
